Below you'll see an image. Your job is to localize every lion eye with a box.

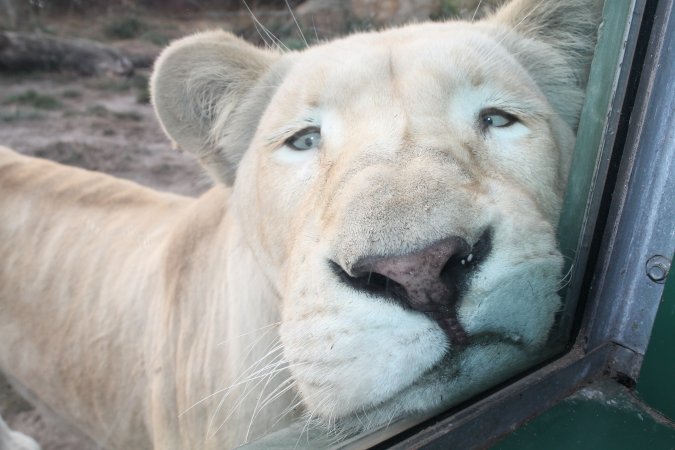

[286,127,321,151]
[480,109,517,130]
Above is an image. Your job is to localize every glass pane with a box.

[556,0,637,347]
[0,1,633,449]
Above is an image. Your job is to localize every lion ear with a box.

[151,30,281,185]
[484,0,602,128]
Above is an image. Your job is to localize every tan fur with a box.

[0,1,601,448]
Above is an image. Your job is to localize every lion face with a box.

[230,24,569,424]
[151,0,599,433]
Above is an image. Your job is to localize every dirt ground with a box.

[0,70,211,196]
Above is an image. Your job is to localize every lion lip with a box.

[348,330,528,415]
[421,330,526,377]
[469,331,525,348]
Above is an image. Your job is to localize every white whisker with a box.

[181,342,285,417]
[471,0,484,21]
[241,0,290,52]
[312,16,319,43]
[285,0,308,48]
[216,321,280,347]
[272,394,304,428]
[211,360,302,439]
[246,376,297,441]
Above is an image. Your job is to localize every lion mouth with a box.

[420,330,525,378]
[330,260,470,346]
[469,331,525,348]
[329,231,492,347]
[331,330,527,429]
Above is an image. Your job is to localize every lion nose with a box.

[332,233,491,346]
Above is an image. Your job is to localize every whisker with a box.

[272,394,304,428]
[216,321,280,347]
[241,0,290,52]
[312,16,319,43]
[206,358,312,440]
[244,360,294,438]
[211,360,301,439]
[471,0,484,21]
[557,262,575,290]
[255,376,297,418]
[246,376,298,441]
[285,0,308,48]
[181,343,284,417]
[294,392,331,449]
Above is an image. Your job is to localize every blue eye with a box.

[286,127,321,151]
[480,109,518,130]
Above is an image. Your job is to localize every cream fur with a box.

[0,0,600,448]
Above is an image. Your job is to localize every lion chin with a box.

[0,0,600,448]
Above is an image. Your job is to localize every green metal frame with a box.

[556,0,636,340]
[638,266,675,420]
[494,273,675,449]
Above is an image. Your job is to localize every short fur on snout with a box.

[0,0,600,448]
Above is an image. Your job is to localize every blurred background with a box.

[0,1,496,448]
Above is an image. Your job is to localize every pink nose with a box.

[351,237,473,345]
[332,231,493,345]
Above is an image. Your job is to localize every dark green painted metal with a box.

[492,381,675,450]
[638,268,675,420]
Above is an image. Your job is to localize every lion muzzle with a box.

[331,231,493,347]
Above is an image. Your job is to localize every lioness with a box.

[0,0,600,448]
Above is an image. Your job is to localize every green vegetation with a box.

[439,0,459,18]
[102,15,169,46]
[103,16,146,40]
[113,110,143,121]
[86,104,142,122]
[131,74,151,104]
[3,90,63,110]
[61,89,82,99]
[87,74,149,104]
[0,108,45,123]
[282,37,309,51]
[87,78,132,92]
[87,104,109,117]
[140,30,169,46]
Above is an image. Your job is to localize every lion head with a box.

[151,0,599,434]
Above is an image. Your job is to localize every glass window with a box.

[2,1,664,449]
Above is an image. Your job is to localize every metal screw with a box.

[646,255,670,283]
